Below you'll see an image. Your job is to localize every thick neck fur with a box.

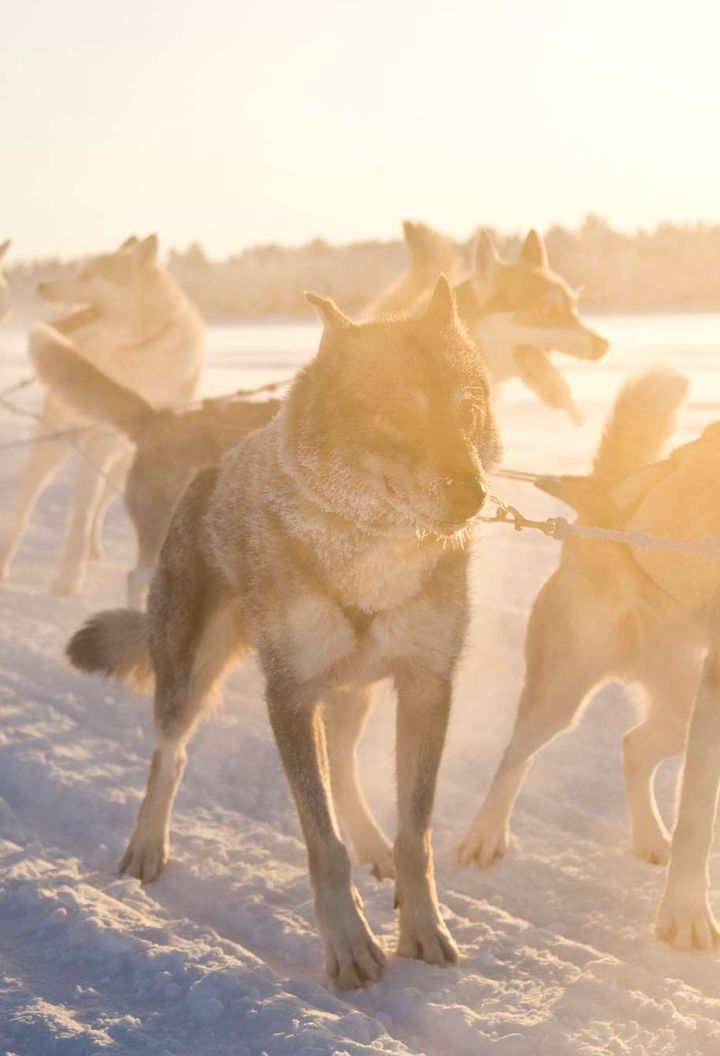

[265,407,461,612]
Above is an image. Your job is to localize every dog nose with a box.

[443,476,487,519]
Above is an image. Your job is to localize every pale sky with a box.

[4,0,719,259]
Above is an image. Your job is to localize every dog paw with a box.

[119,832,169,884]
[458,814,509,868]
[319,897,385,989]
[397,910,459,967]
[632,830,671,866]
[656,889,720,950]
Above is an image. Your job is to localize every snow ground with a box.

[2,315,720,1056]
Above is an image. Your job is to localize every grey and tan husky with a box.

[29,333,280,607]
[0,235,205,595]
[66,278,500,987]
[460,367,720,949]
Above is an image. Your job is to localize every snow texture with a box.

[2,315,720,1055]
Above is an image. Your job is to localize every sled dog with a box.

[453,229,609,423]
[0,235,205,594]
[67,279,500,987]
[30,332,280,606]
[370,225,608,421]
[460,367,720,950]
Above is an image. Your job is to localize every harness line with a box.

[479,494,720,561]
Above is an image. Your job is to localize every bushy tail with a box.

[29,324,155,442]
[592,367,689,480]
[66,609,153,692]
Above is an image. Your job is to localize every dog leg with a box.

[120,737,188,883]
[127,564,155,610]
[121,600,245,882]
[266,678,385,989]
[325,686,394,880]
[460,572,612,868]
[89,449,131,561]
[394,671,458,967]
[623,712,686,865]
[656,648,720,950]
[459,665,602,868]
[127,501,175,609]
[52,432,124,595]
[0,418,70,579]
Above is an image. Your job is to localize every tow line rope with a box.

[479,491,720,561]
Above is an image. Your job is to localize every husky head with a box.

[0,239,11,322]
[37,234,161,317]
[460,229,609,371]
[286,278,501,537]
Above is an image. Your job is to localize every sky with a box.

[3,0,720,259]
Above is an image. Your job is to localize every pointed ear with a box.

[422,275,456,328]
[474,230,501,278]
[120,235,139,251]
[402,220,420,255]
[519,229,548,268]
[134,234,158,267]
[0,239,11,261]
[304,291,353,329]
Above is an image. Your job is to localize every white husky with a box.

[0,235,205,595]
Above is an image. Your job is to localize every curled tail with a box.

[67,609,153,692]
[29,324,155,442]
[534,367,689,513]
[592,367,689,480]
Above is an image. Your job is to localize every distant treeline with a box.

[7,216,720,321]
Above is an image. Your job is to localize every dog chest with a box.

[330,534,441,613]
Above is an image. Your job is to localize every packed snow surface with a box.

[2,315,720,1055]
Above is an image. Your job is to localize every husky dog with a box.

[66,279,500,987]
[459,368,720,933]
[0,235,205,595]
[366,221,462,317]
[0,239,11,321]
[453,230,609,423]
[30,332,280,606]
